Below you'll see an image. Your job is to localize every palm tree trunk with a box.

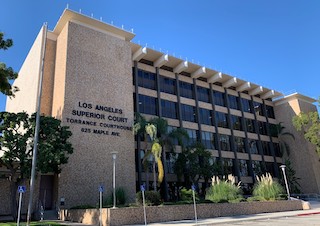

[153,161,157,191]
[161,152,169,201]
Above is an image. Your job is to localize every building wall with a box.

[55,21,135,208]
[274,95,320,193]
[6,26,45,114]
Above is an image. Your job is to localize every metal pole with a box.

[142,189,147,226]
[111,152,117,208]
[192,189,198,224]
[99,190,102,226]
[280,165,290,200]
[27,22,48,226]
[17,192,23,226]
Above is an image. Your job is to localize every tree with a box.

[292,98,320,157]
[0,32,18,97]
[174,142,216,196]
[0,112,73,219]
[270,122,295,157]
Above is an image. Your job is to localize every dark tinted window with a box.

[261,141,272,156]
[230,115,243,131]
[179,81,194,99]
[138,94,157,115]
[228,95,240,110]
[161,100,177,119]
[160,76,176,95]
[201,131,215,149]
[246,119,256,133]
[181,104,197,122]
[234,137,246,153]
[137,69,156,90]
[215,112,229,128]
[253,101,265,116]
[199,108,213,126]
[258,121,268,135]
[241,98,253,113]
[219,134,231,151]
[266,105,275,119]
[197,86,210,103]
[213,91,226,107]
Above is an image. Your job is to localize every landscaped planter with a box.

[60,200,304,226]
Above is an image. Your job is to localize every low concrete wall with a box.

[60,200,303,226]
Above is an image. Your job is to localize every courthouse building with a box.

[1,9,320,214]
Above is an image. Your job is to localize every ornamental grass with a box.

[252,173,285,201]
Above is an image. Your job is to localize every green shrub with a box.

[180,187,199,201]
[252,173,285,201]
[136,190,161,206]
[104,187,127,206]
[205,175,242,203]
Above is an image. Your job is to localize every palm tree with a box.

[149,117,189,199]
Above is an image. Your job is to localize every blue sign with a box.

[191,184,196,191]
[99,185,104,193]
[140,184,145,192]
[18,186,26,193]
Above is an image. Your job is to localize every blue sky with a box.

[1,0,319,112]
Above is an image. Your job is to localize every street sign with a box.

[18,186,26,193]
[140,184,145,192]
[99,185,104,193]
[191,184,196,191]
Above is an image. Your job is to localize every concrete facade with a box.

[2,8,319,216]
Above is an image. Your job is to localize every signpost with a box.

[17,186,26,226]
[99,185,104,226]
[191,184,198,224]
[140,184,147,226]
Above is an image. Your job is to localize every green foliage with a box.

[174,143,216,185]
[252,173,285,201]
[293,108,320,157]
[180,187,199,201]
[269,122,295,157]
[280,160,301,194]
[0,111,73,219]
[104,187,127,206]
[136,190,161,206]
[205,175,242,203]
[0,32,18,97]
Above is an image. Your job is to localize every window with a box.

[213,91,226,107]
[219,134,231,151]
[161,100,177,119]
[269,124,278,137]
[167,126,178,145]
[273,142,281,157]
[262,141,272,156]
[239,159,249,176]
[215,112,229,128]
[241,98,253,113]
[137,69,156,90]
[179,81,194,99]
[234,137,246,153]
[222,158,234,175]
[230,115,243,131]
[252,160,262,176]
[181,104,197,122]
[266,105,275,119]
[245,119,256,133]
[265,162,275,176]
[258,121,268,135]
[199,108,213,126]
[138,94,157,115]
[185,129,198,146]
[253,101,265,116]
[197,86,210,103]
[248,139,259,154]
[201,131,215,149]
[160,76,176,95]
[166,152,176,174]
[228,95,240,110]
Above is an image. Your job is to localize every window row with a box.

[134,69,275,119]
